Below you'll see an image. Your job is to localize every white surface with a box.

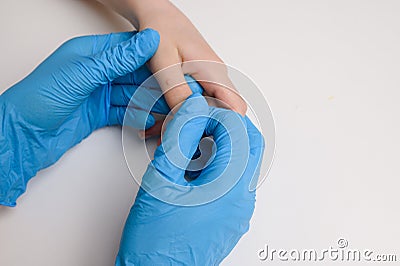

[1,0,400,265]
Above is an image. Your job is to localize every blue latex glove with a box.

[116,93,264,265]
[0,29,161,207]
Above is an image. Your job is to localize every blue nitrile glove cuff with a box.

[0,101,16,207]
[0,99,41,207]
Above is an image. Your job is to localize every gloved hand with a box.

[116,93,264,265]
[0,29,161,207]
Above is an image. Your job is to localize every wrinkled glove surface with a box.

[0,29,160,206]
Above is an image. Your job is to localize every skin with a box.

[98,0,247,122]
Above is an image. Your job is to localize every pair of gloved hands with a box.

[0,29,264,265]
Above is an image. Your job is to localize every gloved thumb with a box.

[73,29,160,97]
[153,93,208,182]
[140,93,208,203]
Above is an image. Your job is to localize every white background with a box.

[1,0,400,265]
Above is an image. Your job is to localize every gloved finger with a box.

[190,108,249,187]
[184,75,204,96]
[57,32,137,58]
[91,31,136,54]
[114,84,169,114]
[74,29,160,97]
[108,106,156,129]
[110,84,141,107]
[146,93,208,186]
[112,65,153,85]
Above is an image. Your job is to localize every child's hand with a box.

[100,0,247,114]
